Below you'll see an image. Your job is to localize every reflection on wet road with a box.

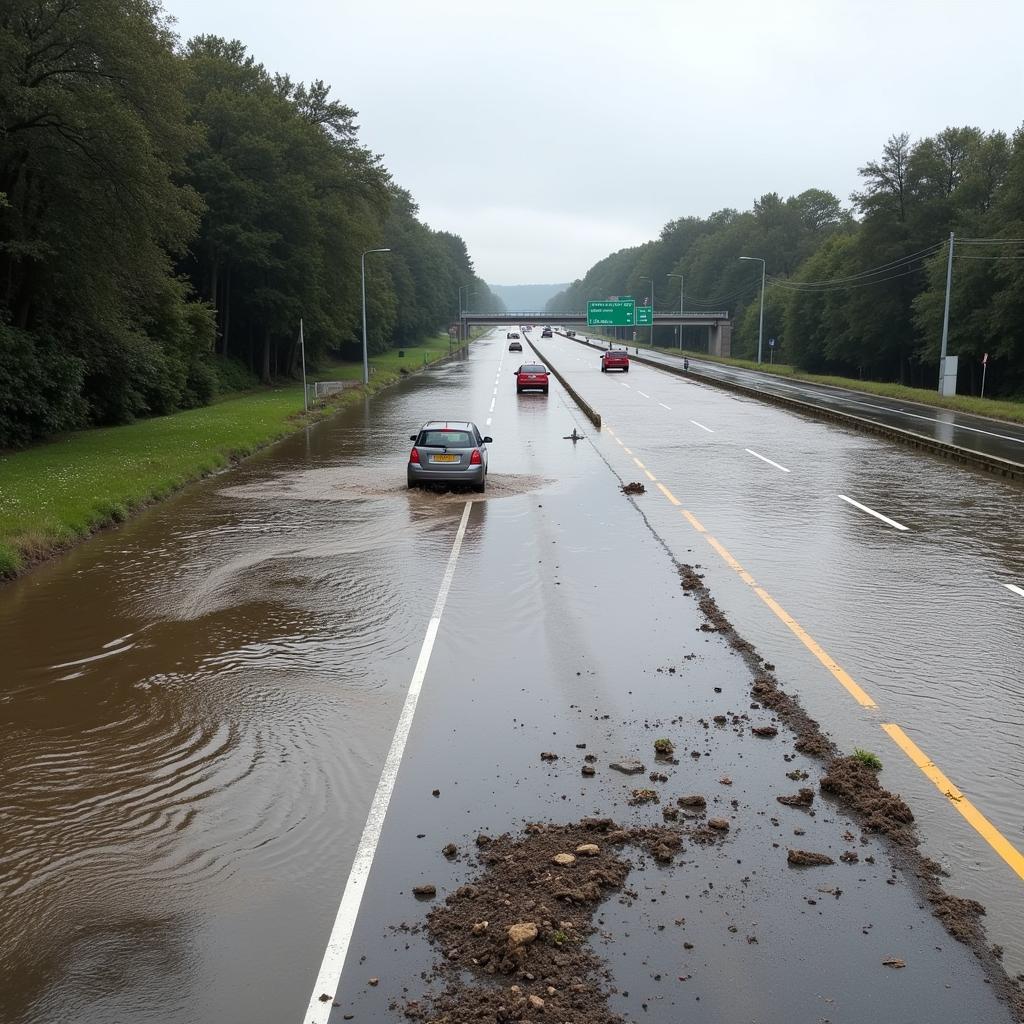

[541,329,1024,971]
[2,328,1022,1023]
[615,339,1024,465]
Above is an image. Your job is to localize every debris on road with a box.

[414,819,683,1024]
[412,884,437,898]
[610,758,645,775]
[787,849,835,867]
[621,481,646,494]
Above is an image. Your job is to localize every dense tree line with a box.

[0,0,500,448]
[549,128,1024,396]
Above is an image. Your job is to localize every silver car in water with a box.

[407,420,492,492]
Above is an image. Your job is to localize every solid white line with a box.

[838,494,909,532]
[746,448,791,473]
[659,402,671,410]
[690,420,714,433]
[637,390,650,398]
[492,387,497,396]
[303,502,473,1023]
[621,383,631,389]
[488,398,495,412]
[1004,583,1024,599]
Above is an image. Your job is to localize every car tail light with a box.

[470,449,482,465]
[410,447,420,463]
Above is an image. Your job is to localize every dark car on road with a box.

[507,331,520,339]
[508,339,523,351]
[602,349,630,372]
[565,329,576,337]
[408,421,491,492]
[515,363,549,394]
[541,327,553,338]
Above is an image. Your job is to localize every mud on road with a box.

[377,558,1024,1024]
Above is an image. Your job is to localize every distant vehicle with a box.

[407,420,491,493]
[541,328,553,338]
[565,330,576,338]
[507,331,520,339]
[508,340,523,352]
[601,349,630,372]
[515,363,549,394]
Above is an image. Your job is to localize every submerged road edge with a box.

[302,501,474,1024]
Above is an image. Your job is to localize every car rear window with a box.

[520,364,547,373]
[419,430,476,448]
[606,351,627,358]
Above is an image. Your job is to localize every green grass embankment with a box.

[0,334,467,579]
[580,330,1024,426]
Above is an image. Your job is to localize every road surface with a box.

[1,329,1021,1024]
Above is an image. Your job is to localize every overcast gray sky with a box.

[164,0,1024,285]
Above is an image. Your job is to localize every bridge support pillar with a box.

[709,320,732,358]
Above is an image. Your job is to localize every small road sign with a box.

[635,306,653,326]
[588,300,635,326]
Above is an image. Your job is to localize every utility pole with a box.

[939,231,954,392]
[739,256,766,364]
[299,318,307,411]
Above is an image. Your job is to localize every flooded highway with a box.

[2,330,1022,1023]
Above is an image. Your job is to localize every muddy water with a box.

[0,342,545,1024]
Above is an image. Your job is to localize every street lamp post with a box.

[738,256,766,364]
[458,286,476,346]
[361,248,391,385]
[639,276,654,349]
[667,273,683,350]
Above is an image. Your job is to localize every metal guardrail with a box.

[462,311,729,320]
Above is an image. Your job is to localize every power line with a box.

[771,242,942,291]
[768,264,928,294]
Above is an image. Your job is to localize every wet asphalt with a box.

[591,339,1024,467]
[0,330,1021,1023]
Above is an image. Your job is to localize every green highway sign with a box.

[635,305,653,326]
[587,300,635,326]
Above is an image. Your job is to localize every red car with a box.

[515,362,549,394]
[601,349,630,372]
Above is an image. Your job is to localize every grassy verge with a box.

[0,334,471,580]
[579,330,1024,425]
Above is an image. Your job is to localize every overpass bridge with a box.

[461,310,732,356]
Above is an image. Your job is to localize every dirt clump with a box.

[819,756,916,846]
[621,481,646,495]
[777,788,815,808]
[628,788,659,805]
[751,725,779,738]
[416,818,682,1024]
[609,759,645,775]
[677,794,706,808]
[787,849,835,867]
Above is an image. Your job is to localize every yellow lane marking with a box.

[614,429,1021,883]
[633,457,646,469]
[882,724,1024,882]
[615,438,624,446]
[623,447,633,455]
[681,510,707,533]
[752,586,878,708]
[644,469,656,482]
[705,535,758,587]
[606,426,616,437]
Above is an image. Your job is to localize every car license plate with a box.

[431,454,459,463]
